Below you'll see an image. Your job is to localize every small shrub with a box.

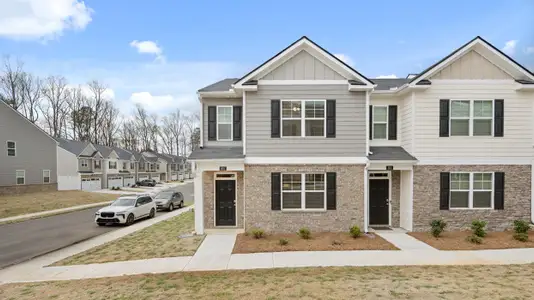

[471,220,488,238]
[279,238,289,246]
[331,239,342,246]
[465,234,483,244]
[251,229,265,239]
[298,227,311,239]
[349,225,361,238]
[514,233,529,242]
[429,219,447,238]
[513,220,530,234]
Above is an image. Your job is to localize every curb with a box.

[0,201,111,224]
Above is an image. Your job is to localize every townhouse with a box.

[0,100,58,195]
[189,36,534,234]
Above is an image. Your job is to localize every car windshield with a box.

[110,198,136,206]
[155,192,172,199]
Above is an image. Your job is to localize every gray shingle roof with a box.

[93,144,113,157]
[110,146,133,160]
[368,147,417,161]
[198,78,239,92]
[55,138,92,156]
[188,147,244,160]
[372,78,410,91]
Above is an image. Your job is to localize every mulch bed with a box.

[232,232,399,254]
[408,231,534,250]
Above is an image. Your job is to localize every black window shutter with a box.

[326,172,337,210]
[388,105,397,140]
[326,100,336,138]
[271,173,281,210]
[208,106,217,141]
[494,172,505,210]
[271,100,280,138]
[369,105,373,140]
[494,99,504,137]
[439,99,450,137]
[440,172,450,210]
[233,106,242,141]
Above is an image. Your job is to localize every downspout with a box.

[531,160,534,224]
[364,161,370,233]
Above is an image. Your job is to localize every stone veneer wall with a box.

[0,183,57,196]
[203,171,244,229]
[390,170,401,228]
[412,165,531,231]
[244,164,365,233]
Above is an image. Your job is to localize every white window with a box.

[109,161,117,169]
[372,106,388,139]
[281,100,325,137]
[450,100,493,136]
[282,173,326,210]
[450,172,493,209]
[217,106,233,141]
[7,141,16,157]
[130,162,134,169]
[16,170,25,185]
[94,160,101,169]
[43,170,50,183]
[80,159,88,167]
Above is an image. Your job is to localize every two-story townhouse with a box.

[141,151,169,182]
[0,101,58,195]
[190,36,534,234]
[129,150,148,182]
[110,146,137,187]
[93,145,122,189]
[56,138,104,191]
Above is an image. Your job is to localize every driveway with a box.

[0,182,194,269]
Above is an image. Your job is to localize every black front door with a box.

[369,179,389,225]
[215,180,236,226]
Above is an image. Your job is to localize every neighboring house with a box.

[129,150,149,182]
[189,36,534,235]
[0,101,58,195]
[110,146,137,187]
[141,150,169,182]
[56,138,104,191]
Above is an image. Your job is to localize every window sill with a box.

[281,209,328,213]
[449,208,494,211]
[280,136,327,139]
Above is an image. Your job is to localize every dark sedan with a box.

[137,179,156,187]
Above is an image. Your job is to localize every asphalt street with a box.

[0,182,194,269]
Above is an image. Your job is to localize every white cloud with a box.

[67,84,115,100]
[525,47,534,55]
[130,40,165,62]
[0,0,93,40]
[502,40,518,55]
[130,92,175,111]
[334,54,354,66]
[375,74,398,79]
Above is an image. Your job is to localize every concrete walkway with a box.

[184,233,237,271]
[375,231,438,251]
[0,201,111,223]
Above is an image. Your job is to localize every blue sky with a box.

[1,0,533,115]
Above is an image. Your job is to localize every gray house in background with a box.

[0,100,58,195]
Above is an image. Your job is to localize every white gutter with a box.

[531,160,534,224]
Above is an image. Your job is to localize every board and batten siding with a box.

[413,80,534,160]
[259,50,345,81]
[201,98,243,147]
[430,50,512,80]
[246,84,367,157]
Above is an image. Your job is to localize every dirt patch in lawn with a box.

[0,191,119,219]
[3,264,534,300]
[409,231,534,250]
[233,232,398,254]
[52,210,204,266]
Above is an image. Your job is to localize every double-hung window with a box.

[281,173,326,210]
[450,172,493,209]
[372,106,388,139]
[217,106,232,141]
[281,100,325,137]
[450,100,493,136]
[109,161,117,169]
[130,162,134,169]
[6,141,16,157]
[43,170,51,183]
[16,170,25,185]
[80,159,88,167]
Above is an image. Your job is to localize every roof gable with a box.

[430,49,512,80]
[411,36,534,85]
[234,36,374,87]
[1,101,57,143]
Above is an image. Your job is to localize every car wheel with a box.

[168,203,174,212]
[126,214,135,226]
[97,223,106,227]
[149,208,156,218]
[179,201,183,208]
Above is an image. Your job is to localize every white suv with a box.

[95,194,156,226]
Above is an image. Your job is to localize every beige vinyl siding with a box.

[260,50,345,80]
[430,50,512,80]
[246,84,366,157]
[202,98,243,147]
[401,93,413,153]
[413,80,534,160]
[57,146,79,177]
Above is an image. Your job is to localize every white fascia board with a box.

[515,84,534,91]
[198,90,240,99]
[245,157,368,165]
[259,80,348,85]
[348,85,375,91]
[418,158,533,165]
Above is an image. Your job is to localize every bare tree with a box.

[87,80,109,144]
[160,116,175,154]
[66,86,91,140]
[149,114,160,152]
[40,76,69,137]
[120,119,139,151]
[19,72,42,123]
[134,104,152,151]
[0,56,24,110]
[100,101,120,146]
[182,112,200,155]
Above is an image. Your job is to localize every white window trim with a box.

[217,105,233,141]
[281,99,326,138]
[80,159,88,167]
[372,105,388,140]
[6,140,16,157]
[281,173,327,211]
[43,169,51,184]
[450,99,494,137]
[450,172,494,210]
[16,170,25,185]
